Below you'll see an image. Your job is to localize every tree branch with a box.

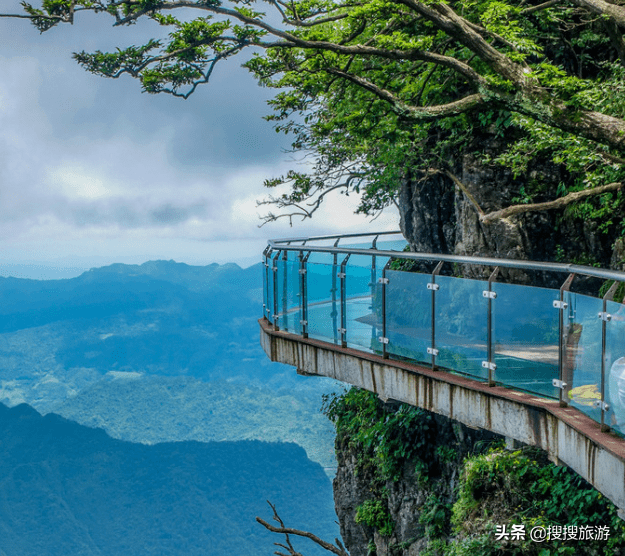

[257,180,358,226]
[567,0,625,28]
[438,171,623,225]
[443,170,486,217]
[326,69,486,119]
[256,501,350,556]
[480,182,623,224]
[520,0,560,15]
[78,0,489,87]
[392,0,535,88]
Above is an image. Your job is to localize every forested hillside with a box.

[0,402,338,556]
[52,375,336,472]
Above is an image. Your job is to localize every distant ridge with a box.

[0,260,262,334]
[0,402,338,556]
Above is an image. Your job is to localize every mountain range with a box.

[0,260,341,555]
[0,402,338,556]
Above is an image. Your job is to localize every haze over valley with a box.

[0,260,340,555]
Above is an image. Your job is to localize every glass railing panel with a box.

[435,275,488,380]
[285,250,301,263]
[605,299,625,435]
[266,260,275,324]
[492,282,560,398]
[307,261,339,344]
[361,256,391,354]
[278,259,302,335]
[562,292,603,423]
[275,256,287,330]
[308,252,335,265]
[345,259,378,352]
[385,270,431,364]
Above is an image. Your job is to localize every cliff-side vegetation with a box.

[323,387,437,485]
[442,446,625,556]
[325,387,625,556]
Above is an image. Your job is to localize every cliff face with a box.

[332,405,497,556]
[328,390,625,556]
[396,134,625,281]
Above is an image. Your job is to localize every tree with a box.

[3,0,625,260]
[256,501,349,556]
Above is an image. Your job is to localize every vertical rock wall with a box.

[397,135,624,282]
[332,408,499,556]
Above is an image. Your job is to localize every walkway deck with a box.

[260,318,625,516]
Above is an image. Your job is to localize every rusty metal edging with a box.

[259,318,625,464]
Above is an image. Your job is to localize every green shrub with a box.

[356,500,395,537]
[322,388,434,482]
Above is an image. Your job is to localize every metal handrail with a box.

[268,233,625,283]
[264,231,625,435]
[269,230,403,245]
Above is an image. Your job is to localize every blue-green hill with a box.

[0,402,338,556]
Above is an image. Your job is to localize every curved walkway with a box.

[260,318,625,516]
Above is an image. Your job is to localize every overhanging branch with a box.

[440,171,623,225]
[480,182,623,224]
[326,69,486,119]
[256,501,349,556]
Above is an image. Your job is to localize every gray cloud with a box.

[0,4,400,272]
[64,199,208,228]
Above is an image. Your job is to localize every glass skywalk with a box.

[263,232,625,436]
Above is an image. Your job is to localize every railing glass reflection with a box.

[435,275,488,381]
[562,292,603,421]
[307,261,338,343]
[386,270,431,364]
[344,255,384,352]
[263,232,625,436]
[604,297,625,435]
[492,282,560,399]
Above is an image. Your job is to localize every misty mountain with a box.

[0,402,338,556]
[0,260,327,413]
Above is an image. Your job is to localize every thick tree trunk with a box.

[397,134,623,285]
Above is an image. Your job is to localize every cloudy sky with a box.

[0,6,400,278]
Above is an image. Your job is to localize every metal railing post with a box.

[380,260,391,359]
[331,238,341,344]
[371,236,379,346]
[271,250,281,331]
[600,281,620,431]
[300,252,311,338]
[339,254,351,348]
[262,246,271,320]
[281,250,288,331]
[429,262,444,371]
[483,267,499,386]
[555,273,575,406]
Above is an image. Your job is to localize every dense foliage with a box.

[5,0,625,227]
[325,388,625,556]
[445,446,625,555]
[322,387,435,482]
